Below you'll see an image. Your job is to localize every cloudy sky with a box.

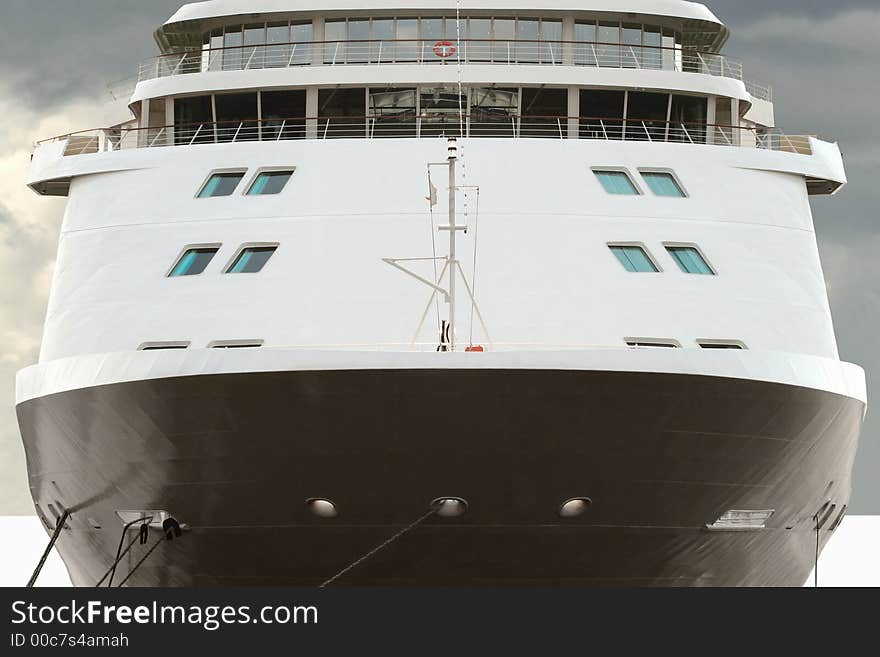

[0,0,878,514]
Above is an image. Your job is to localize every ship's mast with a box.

[446,138,458,351]
[382,137,491,352]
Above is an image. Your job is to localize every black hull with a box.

[17,369,863,586]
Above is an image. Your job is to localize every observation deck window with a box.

[470,87,518,136]
[204,21,313,71]
[174,96,213,145]
[243,24,266,68]
[189,15,687,71]
[580,90,625,139]
[575,20,682,70]
[215,92,258,141]
[320,88,368,138]
[371,19,395,61]
[397,19,419,61]
[598,22,621,66]
[520,88,567,137]
[222,26,243,70]
[670,96,708,142]
[625,92,670,141]
[370,88,417,136]
[261,90,307,140]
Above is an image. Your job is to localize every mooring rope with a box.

[319,507,438,588]
[814,512,820,587]
[116,535,168,587]
[27,509,70,587]
[101,515,153,587]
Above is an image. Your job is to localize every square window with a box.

[641,171,686,197]
[226,246,278,273]
[198,172,245,198]
[609,244,658,272]
[594,170,640,195]
[168,247,219,277]
[247,170,294,195]
[666,245,715,275]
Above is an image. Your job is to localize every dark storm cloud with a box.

[0,0,878,511]
[0,0,183,109]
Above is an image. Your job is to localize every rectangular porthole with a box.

[608,244,659,273]
[247,169,295,195]
[625,338,681,349]
[197,171,246,198]
[640,171,687,197]
[168,246,220,277]
[698,340,746,350]
[593,169,640,195]
[707,509,775,531]
[225,244,278,274]
[665,244,715,275]
[208,340,264,349]
[138,341,190,351]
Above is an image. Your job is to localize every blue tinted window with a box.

[667,246,714,275]
[247,170,294,195]
[226,246,277,273]
[594,170,639,195]
[609,245,658,272]
[642,172,686,197]
[198,172,245,198]
[169,248,219,277]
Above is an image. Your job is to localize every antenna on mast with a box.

[382,138,492,352]
[445,138,460,351]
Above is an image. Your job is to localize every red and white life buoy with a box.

[433,40,457,58]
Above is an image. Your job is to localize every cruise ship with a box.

[18,0,867,587]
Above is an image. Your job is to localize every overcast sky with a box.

[0,1,878,514]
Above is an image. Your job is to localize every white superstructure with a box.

[27,1,849,370]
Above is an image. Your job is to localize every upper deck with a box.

[157,1,729,52]
[139,1,767,97]
[29,1,846,197]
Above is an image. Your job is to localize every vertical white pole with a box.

[306,87,319,139]
[165,97,174,146]
[707,95,717,145]
[567,86,579,139]
[312,16,325,66]
[730,97,740,146]
[448,139,457,351]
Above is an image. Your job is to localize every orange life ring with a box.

[433,40,457,58]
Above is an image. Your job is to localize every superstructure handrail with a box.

[135,39,770,101]
[38,115,812,156]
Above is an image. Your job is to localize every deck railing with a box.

[42,116,813,157]
[136,39,770,101]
